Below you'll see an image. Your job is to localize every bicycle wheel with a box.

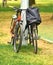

[32,24,38,54]
[11,18,15,45]
[13,23,22,52]
[28,25,32,44]
[11,37,14,45]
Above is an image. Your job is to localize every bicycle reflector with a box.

[12,15,17,19]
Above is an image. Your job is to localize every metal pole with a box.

[20,0,29,45]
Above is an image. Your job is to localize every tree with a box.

[2,0,7,7]
[29,0,36,7]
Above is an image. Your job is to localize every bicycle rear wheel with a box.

[28,25,32,44]
[32,24,38,54]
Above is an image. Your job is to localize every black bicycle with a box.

[28,23,38,54]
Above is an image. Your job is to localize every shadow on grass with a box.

[20,44,42,54]
[0,44,53,65]
[0,44,42,54]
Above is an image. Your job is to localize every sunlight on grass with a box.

[38,13,53,42]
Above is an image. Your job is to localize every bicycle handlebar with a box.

[13,7,22,12]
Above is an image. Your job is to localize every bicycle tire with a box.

[11,18,15,45]
[17,24,22,52]
[32,25,38,54]
[13,23,22,52]
[28,25,32,44]
[11,37,14,45]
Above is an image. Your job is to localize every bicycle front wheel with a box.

[13,23,22,52]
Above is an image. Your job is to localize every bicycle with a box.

[10,7,41,54]
[27,23,38,54]
[10,7,23,52]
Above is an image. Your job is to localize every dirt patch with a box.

[40,13,53,24]
[38,40,53,55]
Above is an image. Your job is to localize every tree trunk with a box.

[29,0,35,7]
[2,0,7,7]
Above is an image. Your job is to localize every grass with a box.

[0,4,53,12]
[39,24,53,42]
[0,0,53,3]
[38,13,53,42]
[0,44,53,65]
[36,0,53,4]
[0,0,53,12]
[0,7,13,11]
[0,7,53,65]
[0,5,53,12]
[0,1,53,65]
[0,12,53,42]
[37,4,53,12]
[0,12,53,41]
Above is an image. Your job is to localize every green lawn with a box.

[38,13,53,43]
[0,44,53,65]
[0,0,53,12]
[39,23,53,43]
[0,5,53,12]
